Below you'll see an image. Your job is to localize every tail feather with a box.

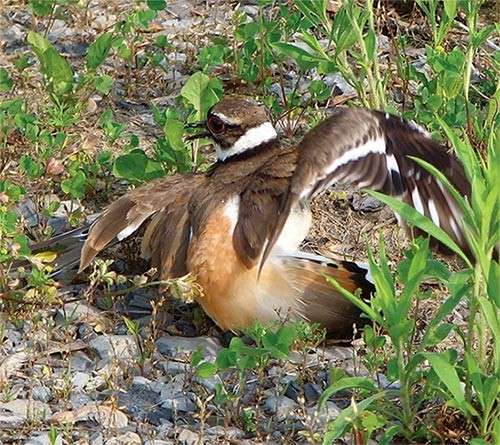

[259,252,374,337]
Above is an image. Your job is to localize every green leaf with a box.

[366,190,471,266]
[113,149,164,183]
[27,32,73,97]
[164,119,185,151]
[443,0,457,19]
[270,42,324,70]
[29,0,54,16]
[147,0,166,10]
[425,352,476,415]
[322,393,385,443]
[19,155,44,179]
[365,29,376,60]
[196,361,217,378]
[0,68,13,92]
[318,377,377,408]
[86,32,114,70]
[181,72,222,120]
[94,74,114,95]
[61,170,86,199]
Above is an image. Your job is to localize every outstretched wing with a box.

[261,108,470,267]
[80,174,205,277]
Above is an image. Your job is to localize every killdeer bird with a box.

[59,98,470,336]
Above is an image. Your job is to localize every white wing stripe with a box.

[411,188,425,215]
[326,137,386,175]
[386,154,399,174]
[428,199,440,227]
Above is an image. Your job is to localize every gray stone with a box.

[58,302,101,324]
[90,335,139,361]
[0,399,51,421]
[16,199,38,226]
[25,432,62,445]
[70,392,92,410]
[156,336,221,360]
[308,401,341,428]
[264,396,298,421]
[161,394,196,413]
[144,441,174,445]
[70,351,95,373]
[32,386,52,403]
[71,372,90,392]
[160,360,189,375]
[206,425,244,439]
[176,428,200,445]
[351,194,384,212]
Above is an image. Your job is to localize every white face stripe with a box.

[212,112,239,125]
[411,188,425,215]
[216,122,277,161]
[223,195,240,234]
[428,198,440,227]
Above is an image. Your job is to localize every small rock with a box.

[90,335,139,361]
[308,400,341,428]
[0,399,52,422]
[160,360,189,375]
[58,302,101,324]
[16,198,38,226]
[206,426,244,440]
[32,386,52,403]
[105,431,141,445]
[144,441,174,445]
[25,432,62,445]
[156,336,221,360]
[71,372,90,391]
[161,394,196,413]
[176,428,200,445]
[70,392,92,410]
[70,351,95,373]
[350,194,384,212]
[264,396,298,421]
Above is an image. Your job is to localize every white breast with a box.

[272,205,312,255]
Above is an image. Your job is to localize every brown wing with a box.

[261,108,471,268]
[80,174,205,276]
[232,145,299,268]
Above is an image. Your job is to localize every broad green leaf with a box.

[164,119,185,151]
[61,170,86,199]
[86,32,114,69]
[181,72,217,119]
[196,361,217,378]
[29,0,54,16]
[147,0,166,10]
[443,0,457,20]
[94,74,114,95]
[425,352,475,414]
[27,31,51,60]
[113,149,163,183]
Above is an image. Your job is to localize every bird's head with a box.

[187,97,277,161]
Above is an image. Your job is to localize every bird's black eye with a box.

[207,115,226,135]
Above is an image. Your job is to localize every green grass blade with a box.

[366,190,472,267]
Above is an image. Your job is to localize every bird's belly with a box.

[186,200,310,330]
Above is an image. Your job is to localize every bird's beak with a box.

[185,121,210,140]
